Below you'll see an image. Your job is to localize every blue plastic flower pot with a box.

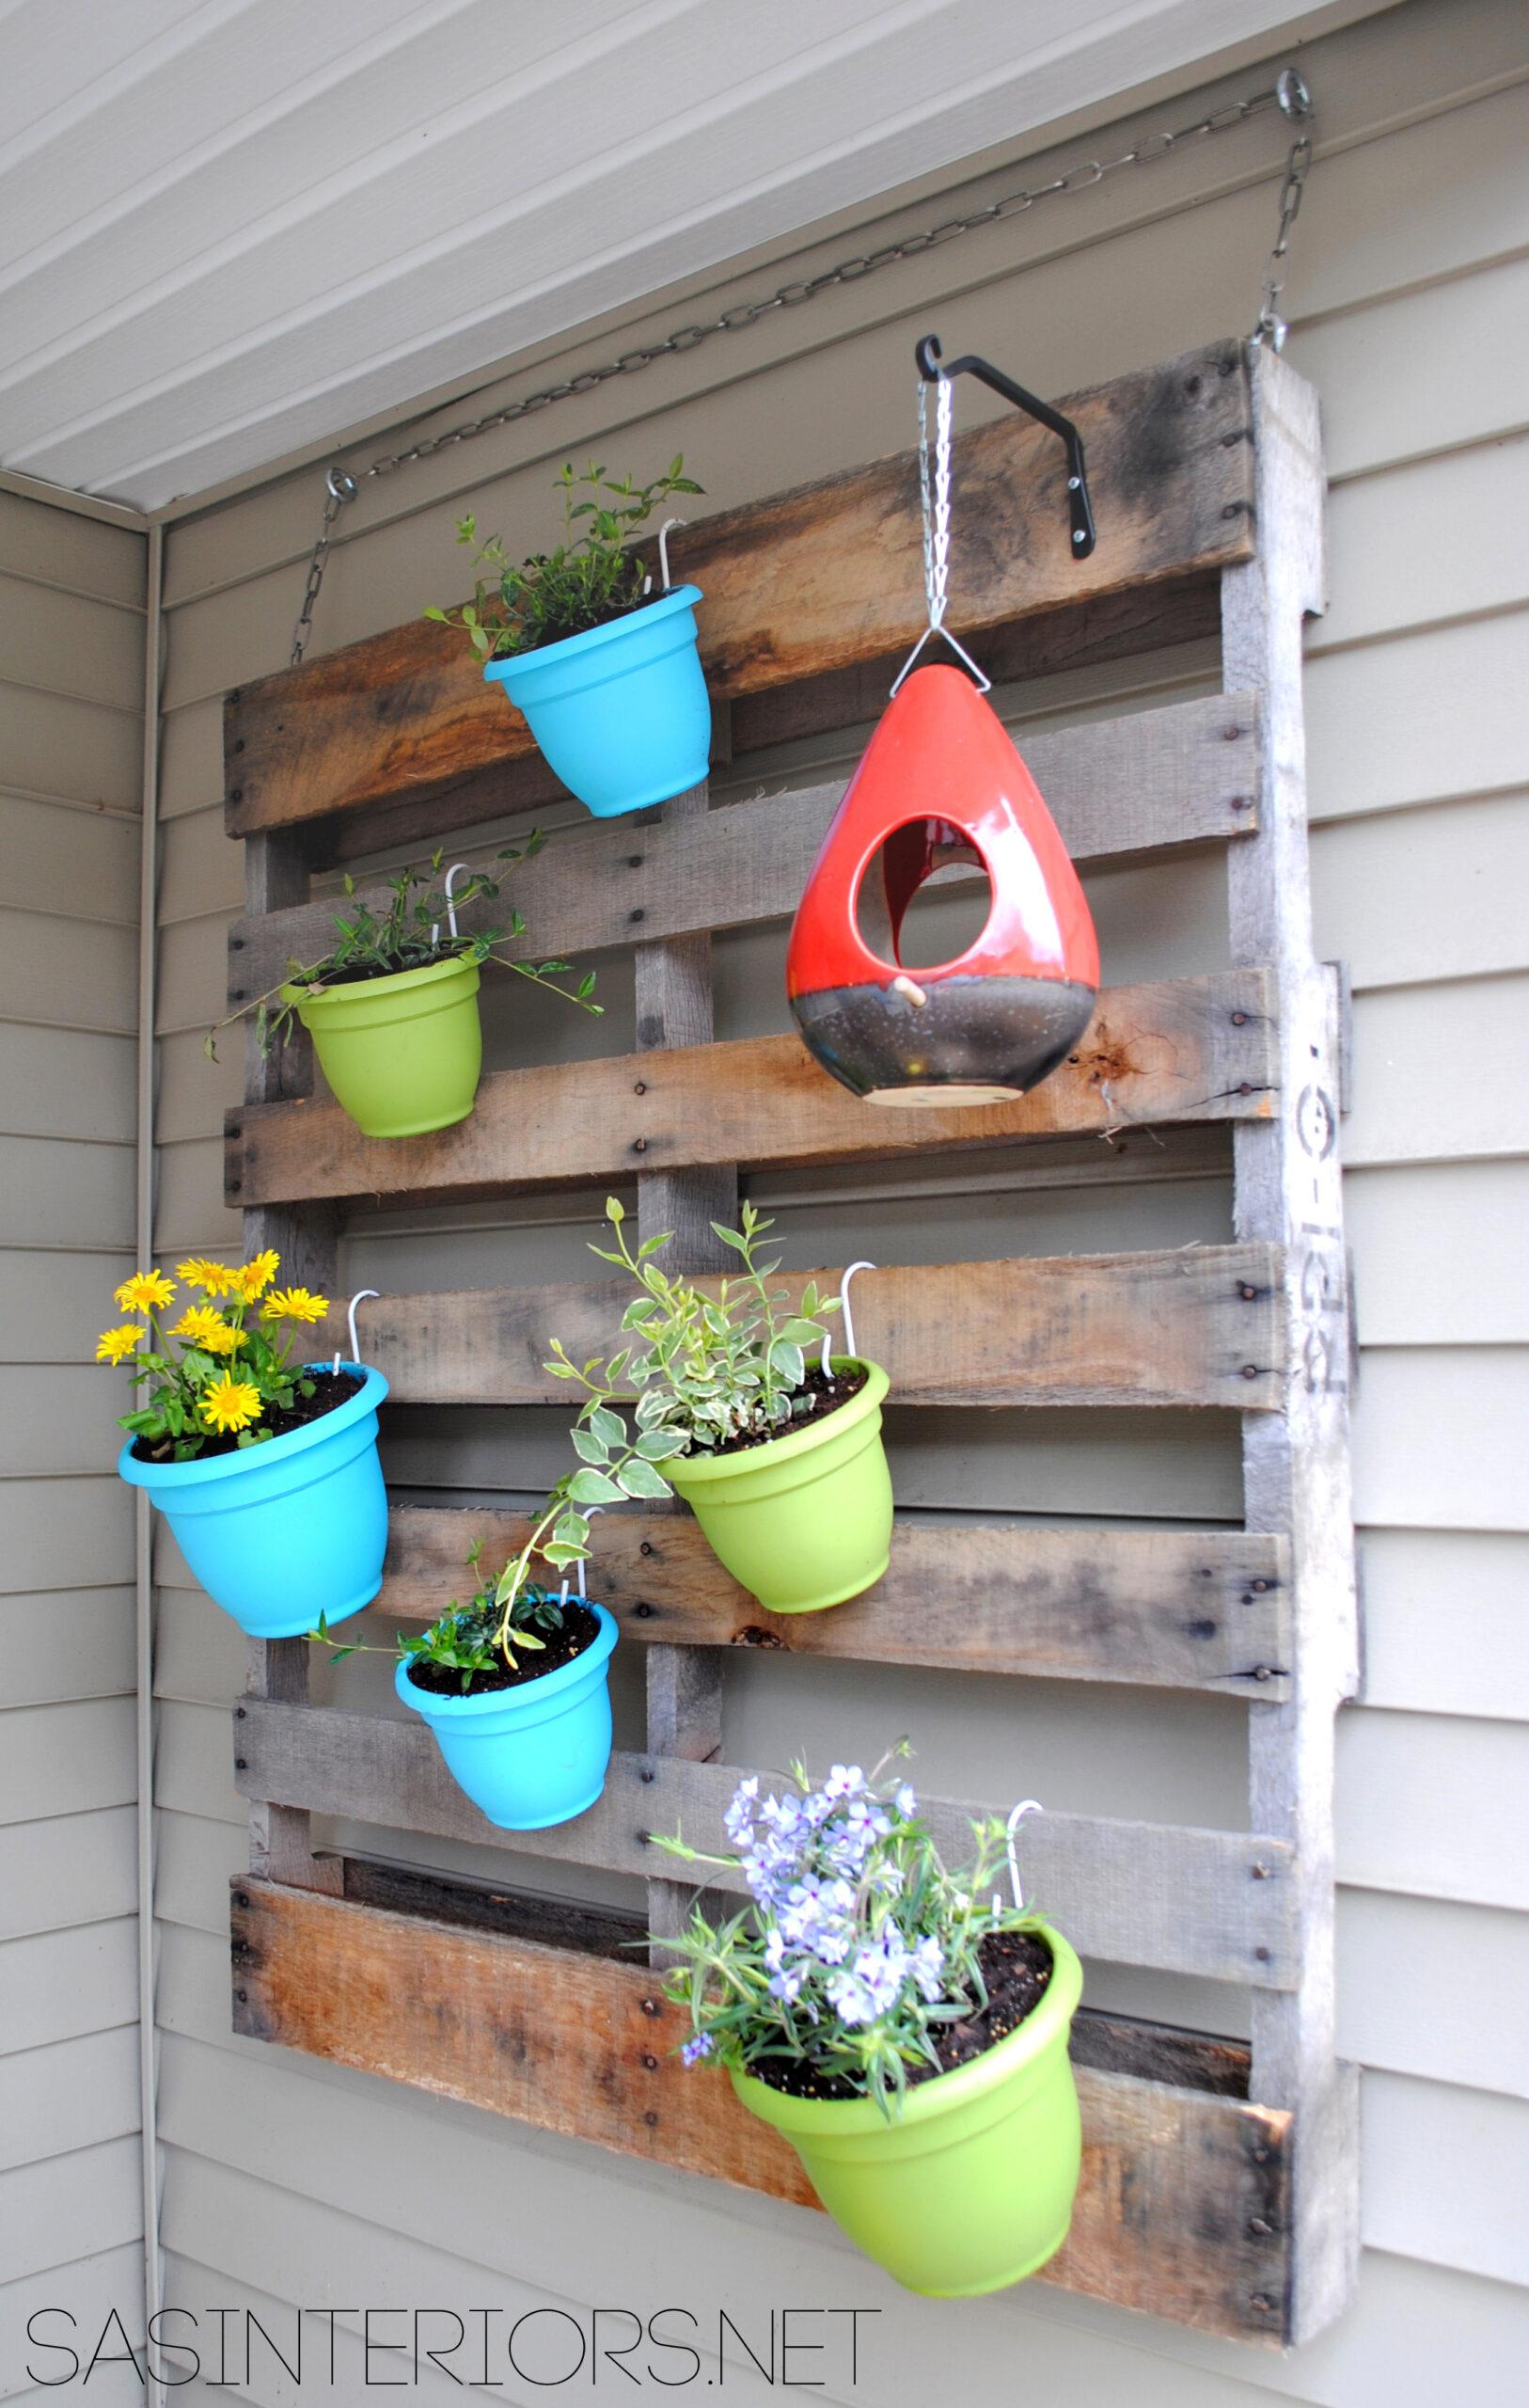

[117,1362,388,1640]
[481,584,709,818]
[395,1602,618,1830]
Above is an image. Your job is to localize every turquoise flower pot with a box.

[482,584,709,817]
[118,1361,388,1640]
[395,1603,618,1829]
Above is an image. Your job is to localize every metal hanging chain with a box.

[892,371,989,695]
[290,68,1316,663]
[1251,67,1315,350]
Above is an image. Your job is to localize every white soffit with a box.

[2,0,1332,510]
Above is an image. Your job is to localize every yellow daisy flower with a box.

[114,1269,176,1315]
[236,1250,281,1301]
[176,1256,236,1296]
[96,1324,144,1365]
[172,1305,244,1354]
[262,1286,329,1325]
[199,1371,262,1435]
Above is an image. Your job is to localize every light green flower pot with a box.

[732,1924,1082,2296]
[665,1359,892,1613]
[284,954,482,1139]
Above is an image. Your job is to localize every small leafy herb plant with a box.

[206,839,599,1061]
[314,1535,579,1695]
[425,458,701,663]
[654,1747,1049,2116]
[98,1254,334,1461]
[546,1197,842,1470]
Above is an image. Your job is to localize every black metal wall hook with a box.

[916,334,1096,559]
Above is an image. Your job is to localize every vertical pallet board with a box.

[1222,346,1360,2340]
[220,341,1359,2348]
[633,779,735,1952]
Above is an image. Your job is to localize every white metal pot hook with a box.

[993,1798,1044,1917]
[430,861,471,949]
[560,1504,604,1607]
[334,1289,380,1374]
[820,1259,875,1377]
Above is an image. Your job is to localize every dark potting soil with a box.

[299,948,471,992]
[129,1369,362,1465]
[403,1600,601,1698]
[704,1364,868,1459]
[751,1928,1056,2103]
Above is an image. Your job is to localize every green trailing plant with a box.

[546,1197,840,1468]
[204,839,600,1061]
[425,457,702,662]
[312,1536,575,1688]
[654,1746,1049,2116]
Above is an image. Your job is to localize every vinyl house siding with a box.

[0,486,147,2394]
[9,0,1519,2398]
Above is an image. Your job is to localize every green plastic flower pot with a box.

[665,1358,891,1613]
[732,1923,1082,2296]
[284,954,482,1139]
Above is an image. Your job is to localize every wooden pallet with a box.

[222,340,1358,2347]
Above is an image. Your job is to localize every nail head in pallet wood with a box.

[225,969,1277,1211]
[224,342,1254,841]
[312,1247,1283,1413]
[231,1720,1296,1988]
[370,1505,1291,1699]
[229,691,1263,1000]
[230,1877,1292,2343]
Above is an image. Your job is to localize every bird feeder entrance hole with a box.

[786,665,1100,1108]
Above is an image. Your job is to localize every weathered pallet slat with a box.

[227,969,1277,1209]
[370,1505,1290,1698]
[229,692,1262,999]
[225,343,1253,841]
[312,1246,1283,1412]
[230,1722,1296,1987]
[230,1877,1292,2344]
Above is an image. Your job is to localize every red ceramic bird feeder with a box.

[787,342,1100,1106]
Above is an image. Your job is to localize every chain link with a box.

[290,73,1312,663]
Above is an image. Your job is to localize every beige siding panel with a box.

[152,1136,243,1256]
[153,1809,244,1940]
[0,1254,135,1366]
[1299,251,1529,482]
[0,1370,133,1475]
[0,1916,138,2054]
[0,1807,136,1941]
[1346,1164,1529,1347]
[0,1586,134,1706]
[158,801,242,927]
[1312,791,1529,991]
[2,682,141,814]
[158,694,224,821]
[0,2244,150,2403]
[0,792,139,924]
[1358,1529,1529,1722]
[0,572,143,715]
[1315,433,1529,658]
[0,490,144,607]
[155,1699,245,1830]
[1305,611,1529,823]
[1360,2072,1529,2288]
[153,1586,248,1712]
[155,1030,241,1149]
[1337,1892,1529,2096]
[0,1136,134,1249]
[0,2134,142,2289]
[1337,1710,1529,1909]
[1346,976,1529,1166]
[0,1698,135,1825]
[1351,1348,1529,1531]
[0,2026,140,2172]
[0,1026,135,1145]
[154,913,230,1041]
[0,908,135,1036]
[2,1478,133,1596]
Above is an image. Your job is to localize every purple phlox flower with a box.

[909,1935,946,2003]
[894,1782,918,1820]
[723,1775,759,1846]
[681,2033,714,2067]
[822,1763,866,1802]
[767,1958,810,2004]
[825,1966,877,2025]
